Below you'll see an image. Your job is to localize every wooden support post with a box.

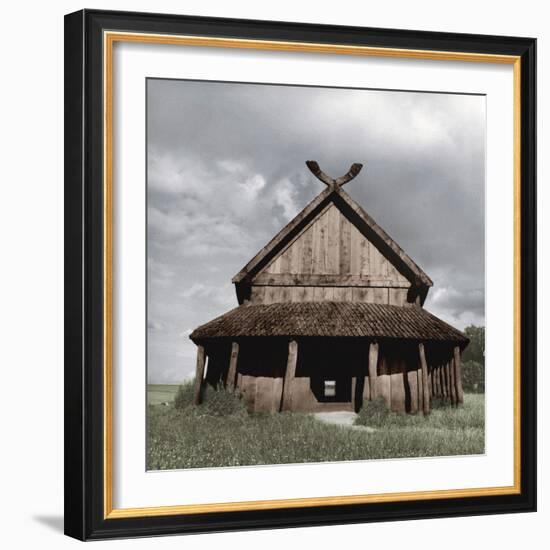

[227,341,239,390]
[449,358,457,406]
[453,346,464,405]
[281,339,298,411]
[418,343,430,415]
[351,377,357,411]
[368,341,379,400]
[193,345,206,406]
[443,361,451,400]
[407,369,419,413]
[417,367,423,411]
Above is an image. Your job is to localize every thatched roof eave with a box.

[189,302,468,347]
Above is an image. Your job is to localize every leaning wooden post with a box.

[449,357,457,407]
[227,341,239,390]
[281,339,298,411]
[193,345,206,406]
[418,342,430,415]
[439,365,446,399]
[443,361,451,401]
[368,341,379,400]
[453,346,464,405]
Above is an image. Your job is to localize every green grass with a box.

[147,384,180,405]
[147,389,485,470]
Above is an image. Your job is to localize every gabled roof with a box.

[190,302,466,345]
[232,185,433,288]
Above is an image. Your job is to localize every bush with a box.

[174,379,247,417]
[462,360,485,393]
[173,379,195,410]
[354,396,391,427]
[198,385,248,417]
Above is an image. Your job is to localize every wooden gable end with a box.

[260,203,410,284]
[249,202,414,306]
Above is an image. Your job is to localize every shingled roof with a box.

[190,302,468,345]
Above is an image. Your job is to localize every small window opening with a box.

[324,380,336,397]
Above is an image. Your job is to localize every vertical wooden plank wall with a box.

[390,370,406,413]
[376,355,391,408]
[249,204,411,305]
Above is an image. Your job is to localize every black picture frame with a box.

[64,9,536,541]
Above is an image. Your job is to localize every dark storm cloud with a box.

[147,79,485,383]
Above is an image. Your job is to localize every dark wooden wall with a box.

[202,338,458,414]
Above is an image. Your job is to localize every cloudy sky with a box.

[147,78,485,384]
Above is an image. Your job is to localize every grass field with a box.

[146,384,485,471]
[147,384,180,405]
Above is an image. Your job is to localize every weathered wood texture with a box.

[375,356,391,408]
[417,367,424,411]
[439,365,446,399]
[262,205,410,281]
[407,369,419,413]
[418,342,430,415]
[440,365,446,398]
[228,340,459,415]
[368,342,379,400]
[444,361,451,401]
[251,285,410,305]
[239,374,257,409]
[453,346,464,405]
[449,357,457,406]
[253,376,284,412]
[433,365,441,398]
[281,340,298,411]
[390,371,406,413]
[362,376,371,406]
[226,341,239,389]
[193,345,206,406]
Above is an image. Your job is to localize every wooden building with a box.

[190,161,468,415]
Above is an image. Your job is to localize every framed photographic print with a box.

[64,9,536,541]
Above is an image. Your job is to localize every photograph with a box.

[145,78,486,471]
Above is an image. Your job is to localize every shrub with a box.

[173,379,195,410]
[174,380,247,417]
[354,396,391,427]
[198,385,248,417]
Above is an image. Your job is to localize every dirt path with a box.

[313,411,376,432]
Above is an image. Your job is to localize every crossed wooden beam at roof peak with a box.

[305,160,363,190]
